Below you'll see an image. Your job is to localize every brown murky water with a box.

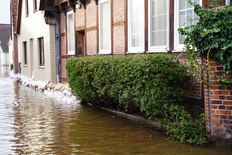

[0,66,232,155]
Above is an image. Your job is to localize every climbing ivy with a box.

[178,0,232,85]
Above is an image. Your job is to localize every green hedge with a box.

[66,54,188,109]
[66,54,208,145]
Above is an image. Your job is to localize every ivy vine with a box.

[178,0,232,85]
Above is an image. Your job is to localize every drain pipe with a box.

[206,58,212,140]
[55,20,61,83]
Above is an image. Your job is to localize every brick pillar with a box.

[13,34,19,74]
[203,58,232,143]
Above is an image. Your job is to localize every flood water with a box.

[0,66,232,155]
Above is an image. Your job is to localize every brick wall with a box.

[203,59,232,143]
[75,8,85,28]
[178,59,203,100]
[113,0,125,54]
[86,1,97,55]
[60,11,68,82]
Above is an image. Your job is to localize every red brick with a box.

[215,110,231,115]
[211,105,218,109]
[212,119,222,123]
[212,114,219,118]
[213,91,229,95]
[228,116,232,119]
[220,115,227,119]
[210,86,218,90]
[211,100,222,104]
[226,106,232,110]
[223,101,232,105]
[209,61,219,66]
[225,96,232,100]
[219,96,226,100]
[219,105,226,109]
[211,95,218,99]
[226,86,232,90]
[211,110,216,114]
[216,66,224,71]
[224,120,232,124]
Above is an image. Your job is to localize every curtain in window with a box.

[100,1,110,50]
[67,13,74,53]
[151,0,167,46]
[131,0,143,47]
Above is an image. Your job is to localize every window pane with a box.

[130,0,143,48]
[179,0,186,10]
[100,1,110,50]
[177,0,200,47]
[150,0,168,47]
[67,13,74,52]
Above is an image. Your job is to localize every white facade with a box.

[0,42,9,66]
[19,0,56,82]
[8,39,13,69]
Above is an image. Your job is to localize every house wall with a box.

[86,0,98,55]
[8,39,14,67]
[203,60,232,143]
[59,10,68,83]
[19,0,56,82]
[112,0,125,55]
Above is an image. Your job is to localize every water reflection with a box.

[10,85,77,155]
[0,71,232,154]
[0,66,9,78]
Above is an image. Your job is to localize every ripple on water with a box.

[0,77,232,154]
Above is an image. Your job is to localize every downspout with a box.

[206,57,212,140]
[55,20,61,83]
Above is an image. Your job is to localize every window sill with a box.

[33,9,38,13]
[23,65,28,67]
[38,66,45,69]
[126,51,144,54]
[66,53,75,56]
[98,52,111,55]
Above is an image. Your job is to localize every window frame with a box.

[23,41,28,65]
[127,0,145,53]
[98,0,111,54]
[38,37,45,66]
[67,10,75,55]
[25,0,29,17]
[226,0,231,5]
[173,0,201,52]
[148,0,170,53]
[33,0,38,12]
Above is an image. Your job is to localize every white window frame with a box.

[98,0,111,54]
[226,0,231,5]
[148,0,169,53]
[67,10,75,55]
[127,0,145,53]
[173,0,201,52]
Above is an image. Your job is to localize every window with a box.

[33,0,37,11]
[128,0,144,53]
[148,0,169,52]
[38,37,45,66]
[67,10,75,55]
[25,0,29,16]
[23,41,27,65]
[174,0,200,51]
[226,0,231,5]
[99,0,111,54]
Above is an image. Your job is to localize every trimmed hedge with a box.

[66,54,208,145]
[66,54,189,112]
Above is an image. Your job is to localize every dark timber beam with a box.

[44,6,59,12]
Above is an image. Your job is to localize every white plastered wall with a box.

[19,0,56,82]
